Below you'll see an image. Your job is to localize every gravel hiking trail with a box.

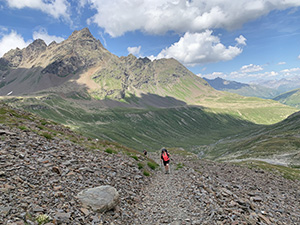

[133,152,212,225]
[135,153,203,224]
[132,151,300,225]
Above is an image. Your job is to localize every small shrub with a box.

[131,155,139,161]
[42,132,52,139]
[137,162,144,169]
[147,161,158,170]
[105,148,113,154]
[36,214,50,225]
[143,170,150,176]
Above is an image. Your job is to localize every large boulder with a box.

[76,185,119,213]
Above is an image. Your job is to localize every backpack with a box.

[162,152,169,161]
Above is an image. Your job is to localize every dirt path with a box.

[133,152,206,225]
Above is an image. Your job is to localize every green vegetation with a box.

[197,111,300,168]
[105,148,117,154]
[1,91,296,157]
[176,163,185,170]
[19,125,28,131]
[36,214,50,225]
[273,89,300,109]
[143,170,150,176]
[137,162,144,169]
[131,155,139,161]
[147,161,158,170]
[42,132,53,139]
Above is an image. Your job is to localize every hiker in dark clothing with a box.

[143,149,147,156]
[161,148,170,174]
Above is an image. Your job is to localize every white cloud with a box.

[5,0,70,20]
[235,35,247,45]
[280,67,300,76]
[150,30,244,66]
[0,31,31,57]
[278,61,286,65]
[83,0,300,37]
[229,70,278,80]
[240,64,263,73]
[127,46,141,56]
[200,71,226,80]
[33,28,64,45]
[298,55,300,59]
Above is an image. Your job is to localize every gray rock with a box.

[76,185,119,213]
[0,207,11,216]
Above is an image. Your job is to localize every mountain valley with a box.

[0,28,299,167]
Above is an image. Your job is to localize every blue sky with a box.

[0,0,300,83]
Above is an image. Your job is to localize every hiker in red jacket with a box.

[161,148,170,174]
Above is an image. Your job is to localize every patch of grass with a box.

[290,164,300,169]
[105,148,117,154]
[19,125,28,131]
[131,155,139,161]
[147,161,158,170]
[137,162,144,169]
[42,132,52,139]
[37,125,44,130]
[40,120,48,126]
[176,163,185,170]
[143,170,150,176]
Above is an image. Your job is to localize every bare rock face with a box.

[23,39,47,60]
[2,48,23,68]
[41,55,84,77]
[76,185,119,213]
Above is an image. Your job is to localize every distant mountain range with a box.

[251,77,300,93]
[203,77,280,99]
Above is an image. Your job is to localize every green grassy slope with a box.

[197,111,300,167]
[273,88,300,108]
[198,92,297,124]
[2,94,262,152]
[223,84,279,99]
[0,102,158,174]
[2,92,297,153]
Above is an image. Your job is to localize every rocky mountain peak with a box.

[69,27,94,41]
[23,39,47,57]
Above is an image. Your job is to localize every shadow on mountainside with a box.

[3,92,260,153]
[0,66,188,108]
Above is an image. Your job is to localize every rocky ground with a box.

[0,123,151,225]
[0,113,299,224]
[134,152,300,225]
